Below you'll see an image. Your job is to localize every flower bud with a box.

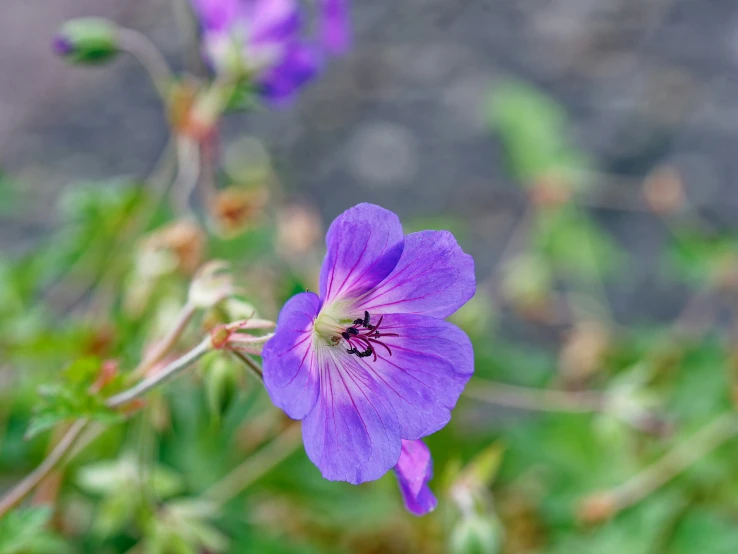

[53,18,120,64]
[450,515,503,554]
[189,261,237,309]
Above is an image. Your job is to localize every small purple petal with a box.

[394,440,438,516]
[249,0,302,45]
[52,34,74,56]
[190,0,242,31]
[352,313,474,439]
[263,292,322,419]
[320,0,351,55]
[360,230,476,319]
[302,356,401,484]
[319,203,404,304]
[258,41,322,104]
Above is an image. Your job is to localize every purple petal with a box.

[319,204,404,304]
[190,0,242,31]
[360,230,475,319]
[394,440,438,516]
[249,0,301,45]
[351,313,473,440]
[302,357,401,484]
[258,41,322,103]
[263,292,322,420]
[320,0,351,54]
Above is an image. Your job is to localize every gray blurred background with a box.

[2,0,737,322]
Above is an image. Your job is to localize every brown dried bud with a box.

[559,321,610,386]
[577,493,617,524]
[211,186,269,238]
[530,174,572,208]
[168,79,216,142]
[141,219,206,275]
[276,203,322,258]
[643,165,685,215]
[89,359,119,395]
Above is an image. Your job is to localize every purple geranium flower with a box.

[263,203,475,497]
[319,0,351,54]
[190,0,321,102]
[394,440,438,516]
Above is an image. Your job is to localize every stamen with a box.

[339,311,397,362]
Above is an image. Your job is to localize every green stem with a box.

[203,425,302,506]
[605,412,738,513]
[0,419,88,518]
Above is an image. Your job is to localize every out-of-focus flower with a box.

[276,202,322,258]
[263,203,475,487]
[210,185,269,238]
[319,0,351,54]
[52,18,120,64]
[190,0,322,102]
[393,440,438,516]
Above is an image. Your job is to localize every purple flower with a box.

[394,440,438,516]
[263,203,475,489]
[190,0,321,102]
[319,0,351,55]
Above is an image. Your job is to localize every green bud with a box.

[53,18,120,64]
[450,515,504,554]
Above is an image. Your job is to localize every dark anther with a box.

[341,311,398,363]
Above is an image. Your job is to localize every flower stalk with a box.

[0,419,88,518]
[117,27,175,97]
[203,424,302,506]
[579,411,738,523]
[106,336,213,408]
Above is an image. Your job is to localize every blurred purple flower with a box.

[190,0,321,102]
[319,0,351,54]
[263,203,475,497]
[394,440,438,516]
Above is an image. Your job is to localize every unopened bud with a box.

[53,18,120,64]
[189,261,237,309]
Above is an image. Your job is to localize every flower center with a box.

[314,308,398,362]
[334,311,399,362]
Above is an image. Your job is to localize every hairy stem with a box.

[0,419,88,518]
[107,336,212,408]
[130,301,197,380]
[231,351,264,382]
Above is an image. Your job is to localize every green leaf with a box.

[487,78,591,189]
[0,507,70,554]
[26,357,125,439]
